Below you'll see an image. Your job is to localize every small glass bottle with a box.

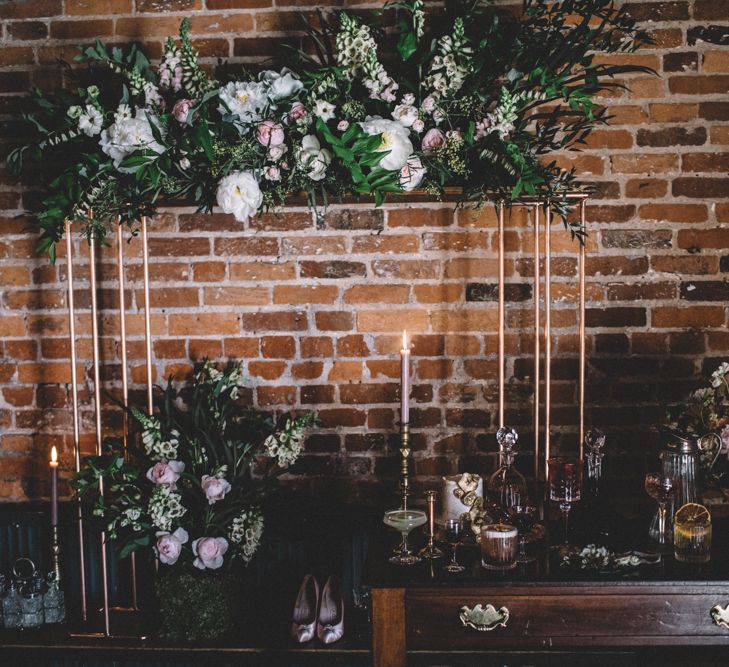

[43,572,65,625]
[488,427,528,512]
[3,582,23,629]
[20,575,45,629]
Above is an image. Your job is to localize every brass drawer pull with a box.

[459,603,509,632]
[711,604,729,629]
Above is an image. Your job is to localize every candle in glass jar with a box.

[50,446,59,528]
[400,330,410,425]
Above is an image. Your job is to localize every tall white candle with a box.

[400,330,410,425]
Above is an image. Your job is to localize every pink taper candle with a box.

[50,446,59,527]
[400,330,410,425]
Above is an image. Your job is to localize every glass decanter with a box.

[43,572,65,625]
[488,426,528,512]
[2,579,22,630]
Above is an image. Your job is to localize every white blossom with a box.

[391,103,418,128]
[229,508,264,563]
[296,135,331,181]
[218,81,268,129]
[216,171,263,222]
[78,105,103,137]
[359,117,413,171]
[399,156,426,192]
[314,100,336,122]
[148,486,187,532]
[99,110,166,173]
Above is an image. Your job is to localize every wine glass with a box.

[548,458,582,546]
[443,518,465,573]
[644,473,675,546]
[384,509,427,565]
[508,505,537,563]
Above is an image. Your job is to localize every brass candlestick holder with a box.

[399,423,411,510]
[419,491,444,560]
[51,525,62,587]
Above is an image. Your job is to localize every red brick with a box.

[291,362,324,380]
[344,285,410,304]
[315,311,353,331]
[300,336,333,358]
[388,208,453,227]
[261,336,296,359]
[652,307,725,328]
[639,204,708,222]
[0,0,62,18]
[243,311,308,332]
[248,361,286,380]
[273,285,338,304]
[669,76,729,95]
[50,19,114,39]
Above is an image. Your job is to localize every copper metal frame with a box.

[65,211,154,637]
[495,194,589,492]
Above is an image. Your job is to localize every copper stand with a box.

[418,490,443,559]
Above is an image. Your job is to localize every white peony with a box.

[260,68,304,102]
[391,103,418,128]
[216,171,263,222]
[99,110,166,173]
[78,105,103,137]
[218,81,268,128]
[399,156,426,192]
[314,99,336,122]
[359,116,413,171]
[296,135,331,181]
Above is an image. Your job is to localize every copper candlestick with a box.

[419,491,444,560]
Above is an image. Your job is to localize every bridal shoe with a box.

[291,574,319,643]
[317,575,344,644]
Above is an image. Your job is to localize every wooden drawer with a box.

[407,589,729,648]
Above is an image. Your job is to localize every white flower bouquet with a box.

[75,359,313,570]
[8,1,650,260]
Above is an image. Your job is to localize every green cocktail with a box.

[384,509,427,565]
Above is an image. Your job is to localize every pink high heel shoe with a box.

[316,575,344,644]
[291,574,319,643]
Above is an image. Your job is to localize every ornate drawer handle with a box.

[711,604,729,629]
[459,603,509,632]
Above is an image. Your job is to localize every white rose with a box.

[359,116,413,171]
[314,100,336,122]
[399,156,426,192]
[218,81,268,128]
[99,110,166,173]
[391,103,418,128]
[296,135,331,182]
[261,68,304,102]
[78,105,103,137]
[216,171,263,222]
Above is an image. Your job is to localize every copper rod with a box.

[532,205,541,484]
[89,223,111,637]
[65,219,88,623]
[579,199,587,458]
[544,202,552,489]
[116,221,139,611]
[141,216,154,415]
[497,200,505,429]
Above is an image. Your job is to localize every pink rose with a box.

[192,536,229,570]
[412,119,424,133]
[146,460,185,488]
[337,120,350,132]
[173,98,195,124]
[288,102,307,122]
[256,120,285,147]
[201,474,231,505]
[264,166,281,182]
[421,96,436,113]
[154,527,189,565]
[421,128,445,154]
[268,144,287,161]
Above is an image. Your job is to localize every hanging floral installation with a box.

[8,0,649,259]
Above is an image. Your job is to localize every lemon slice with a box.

[675,502,711,526]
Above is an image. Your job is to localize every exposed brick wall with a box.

[0,0,728,503]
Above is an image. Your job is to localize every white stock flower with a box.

[399,156,426,192]
[296,135,331,181]
[99,110,166,173]
[78,105,103,137]
[229,509,264,563]
[218,81,268,128]
[216,171,263,222]
[314,100,336,122]
[391,103,418,128]
[359,116,413,171]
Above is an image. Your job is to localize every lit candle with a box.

[400,330,410,425]
[50,446,59,528]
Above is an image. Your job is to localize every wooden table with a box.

[364,517,729,667]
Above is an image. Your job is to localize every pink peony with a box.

[288,102,308,122]
[256,120,285,147]
[172,98,195,124]
[192,536,229,570]
[421,128,446,154]
[201,474,231,505]
[154,527,188,565]
[147,460,185,488]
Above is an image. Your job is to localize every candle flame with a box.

[402,330,408,350]
[51,446,58,464]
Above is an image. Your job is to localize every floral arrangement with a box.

[8,0,649,259]
[75,360,313,570]
[560,545,660,572]
[665,362,729,455]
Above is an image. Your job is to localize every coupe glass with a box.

[508,505,537,563]
[645,472,675,546]
[384,509,427,565]
[548,458,582,546]
[443,518,465,573]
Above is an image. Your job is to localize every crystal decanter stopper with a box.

[488,426,528,512]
